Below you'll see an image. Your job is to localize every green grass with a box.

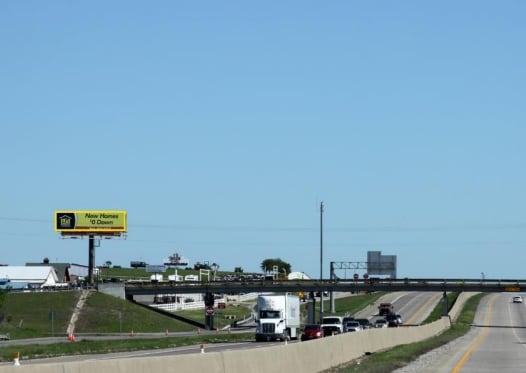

[0,288,383,361]
[0,333,254,362]
[0,291,253,338]
[317,292,386,317]
[1,292,79,339]
[325,293,486,372]
[423,292,460,323]
[171,303,254,329]
[0,290,386,340]
[0,290,256,362]
[0,289,477,367]
[75,292,197,334]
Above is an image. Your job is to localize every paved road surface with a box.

[402,293,526,372]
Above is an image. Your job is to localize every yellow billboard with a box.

[55,210,127,233]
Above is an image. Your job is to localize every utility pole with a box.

[320,201,324,322]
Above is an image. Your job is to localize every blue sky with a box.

[1,1,525,279]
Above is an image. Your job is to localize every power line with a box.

[0,216,525,233]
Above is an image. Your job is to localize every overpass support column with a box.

[330,262,335,312]
[441,291,448,316]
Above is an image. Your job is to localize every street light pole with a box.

[320,201,324,322]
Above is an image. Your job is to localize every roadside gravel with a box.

[391,326,478,373]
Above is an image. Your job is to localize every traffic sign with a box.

[205,306,215,316]
[353,274,359,280]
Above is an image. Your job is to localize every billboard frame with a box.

[55,210,127,236]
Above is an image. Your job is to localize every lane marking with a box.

[451,294,496,373]
[405,293,442,325]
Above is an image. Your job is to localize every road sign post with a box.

[205,306,215,330]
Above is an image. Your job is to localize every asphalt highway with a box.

[414,293,526,372]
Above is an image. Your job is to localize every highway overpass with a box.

[123,278,525,299]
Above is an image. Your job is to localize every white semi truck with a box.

[255,294,300,342]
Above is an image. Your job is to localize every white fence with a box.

[150,292,259,312]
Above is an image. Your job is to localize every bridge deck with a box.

[123,278,524,297]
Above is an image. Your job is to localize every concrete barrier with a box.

[0,317,451,373]
[448,292,478,322]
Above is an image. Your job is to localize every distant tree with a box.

[104,260,112,268]
[260,258,291,275]
[234,267,244,273]
[43,257,50,264]
[194,262,211,270]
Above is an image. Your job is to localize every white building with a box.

[0,266,60,288]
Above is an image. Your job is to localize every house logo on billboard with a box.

[57,213,76,230]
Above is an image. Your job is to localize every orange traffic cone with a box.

[13,352,20,366]
[130,329,135,337]
[165,329,169,337]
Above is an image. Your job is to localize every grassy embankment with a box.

[326,292,486,372]
[0,288,383,362]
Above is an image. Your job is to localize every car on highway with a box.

[301,324,324,341]
[355,318,373,329]
[322,325,341,336]
[374,319,388,328]
[386,313,401,327]
[321,316,344,334]
[344,321,362,332]
[512,296,523,304]
[378,302,394,316]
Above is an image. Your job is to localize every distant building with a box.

[0,266,59,288]
[69,263,99,283]
[26,262,70,283]
[26,262,96,285]
[287,272,311,280]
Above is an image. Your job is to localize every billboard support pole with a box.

[319,202,324,323]
[88,235,95,285]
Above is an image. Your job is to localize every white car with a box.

[344,321,362,332]
[374,319,388,328]
[512,296,523,303]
